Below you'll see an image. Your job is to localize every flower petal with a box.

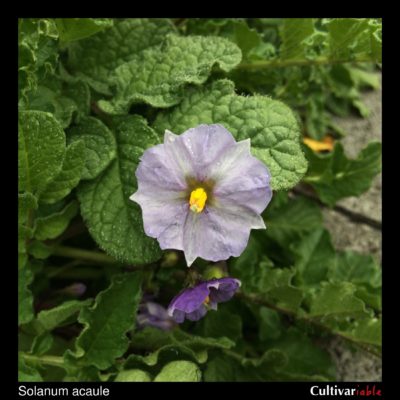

[165,125,236,181]
[170,309,185,323]
[212,140,272,214]
[168,283,209,314]
[183,203,265,266]
[131,186,188,249]
[136,143,188,191]
[208,278,241,303]
[186,305,208,321]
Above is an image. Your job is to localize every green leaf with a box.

[62,80,91,122]
[18,19,59,100]
[339,317,381,347]
[231,238,303,312]
[19,192,38,226]
[268,327,336,380]
[68,272,142,369]
[153,360,201,382]
[198,308,242,342]
[67,116,116,180]
[186,19,263,60]
[258,307,283,341]
[19,261,34,325]
[329,251,381,311]
[304,142,382,206]
[329,251,381,289]
[28,241,53,260]
[34,200,79,240]
[154,79,307,191]
[308,282,366,319]
[18,353,43,382]
[206,349,288,382]
[280,19,316,60]
[30,332,54,356]
[34,299,92,333]
[292,228,335,287]
[204,355,237,381]
[115,369,151,382]
[325,18,382,63]
[264,196,323,247]
[235,349,288,381]
[18,110,66,195]
[27,83,78,128]
[23,73,91,128]
[99,34,242,112]
[19,192,38,265]
[55,18,113,42]
[77,115,162,264]
[126,327,234,368]
[40,140,86,204]
[67,19,176,94]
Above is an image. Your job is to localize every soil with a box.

[322,74,382,381]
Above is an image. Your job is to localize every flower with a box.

[130,124,272,266]
[167,277,241,323]
[137,301,177,331]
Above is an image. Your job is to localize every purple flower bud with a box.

[130,124,272,266]
[167,277,241,323]
[137,301,177,331]
[59,283,87,298]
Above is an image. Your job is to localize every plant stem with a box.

[237,292,381,358]
[236,56,375,71]
[22,353,65,368]
[52,246,118,265]
[291,186,382,231]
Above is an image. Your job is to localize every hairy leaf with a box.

[68,273,142,369]
[154,79,307,190]
[34,299,92,333]
[154,360,201,382]
[308,282,366,319]
[19,261,34,325]
[78,115,162,264]
[18,18,59,100]
[40,140,86,204]
[34,200,79,240]
[99,34,242,111]
[67,117,116,180]
[67,19,176,94]
[55,18,113,42]
[115,369,151,382]
[18,110,66,195]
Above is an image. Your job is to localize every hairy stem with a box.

[52,246,118,265]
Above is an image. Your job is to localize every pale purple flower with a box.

[137,301,176,331]
[130,124,272,266]
[167,277,241,323]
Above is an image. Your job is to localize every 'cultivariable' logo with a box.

[311,385,382,397]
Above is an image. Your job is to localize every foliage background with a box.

[18,18,382,382]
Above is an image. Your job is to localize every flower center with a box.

[189,187,207,213]
[203,296,210,305]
